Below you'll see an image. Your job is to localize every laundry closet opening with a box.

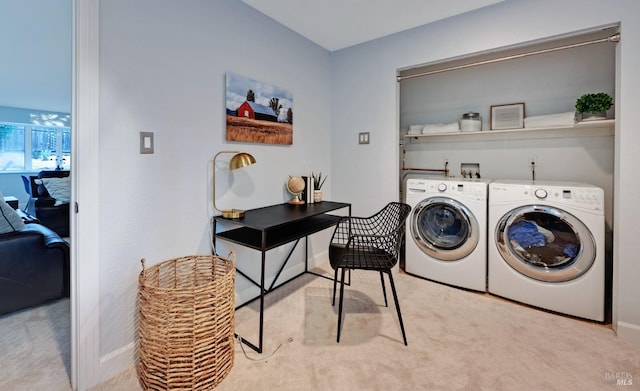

[397,25,617,323]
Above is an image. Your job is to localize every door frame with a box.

[71,0,100,389]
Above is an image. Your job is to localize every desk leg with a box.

[238,236,266,354]
[212,218,217,253]
[237,246,265,353]
[258,232,266,354]
[305,235,310,273]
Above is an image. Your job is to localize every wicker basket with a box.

[138,254,235,390]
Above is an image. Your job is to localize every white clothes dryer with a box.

[488,180,605,321]
[405,178,489,291]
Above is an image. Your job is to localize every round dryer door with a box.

[495,205,596,282]
[411,197,479,261]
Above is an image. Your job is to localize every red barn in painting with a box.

[236,101,277,122]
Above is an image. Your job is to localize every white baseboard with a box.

[616,321,640,345]
[99,342,137,385]
[308,249,328,270]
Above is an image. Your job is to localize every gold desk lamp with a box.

[213,151,256,218]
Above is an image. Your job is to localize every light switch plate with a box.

[140,131,154,154]
[359,132,370,144]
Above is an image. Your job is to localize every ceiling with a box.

[241,0,507,52]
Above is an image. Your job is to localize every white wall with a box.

[330,0,640,345]
[96,0,332,379]
[614,4,640,345]
[0,0,71,112]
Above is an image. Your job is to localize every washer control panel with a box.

[433,181,487,200]
[406,179,488,201]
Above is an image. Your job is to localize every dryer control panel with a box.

[490,181,604,212]
[433,181,487,201]
[406,178,488,202]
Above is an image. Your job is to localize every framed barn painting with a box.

[225,73,293,145]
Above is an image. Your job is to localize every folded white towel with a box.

[422,122,460,134]
[408,125,423,135]
[524,111,576,128]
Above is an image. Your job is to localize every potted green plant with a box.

[311,172,326,202]
[575,92,613,121]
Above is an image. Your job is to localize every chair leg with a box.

[386,270,407,346]
[379,271,388,307]
[332,267,339,306]
[337,267,347,343]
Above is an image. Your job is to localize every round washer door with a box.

[495,205,596,282]
[411,197,479,261]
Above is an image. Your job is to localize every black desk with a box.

[213,201,351,353]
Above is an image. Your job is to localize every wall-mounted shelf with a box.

[404,119,614,143]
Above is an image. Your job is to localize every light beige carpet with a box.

[95,266,640,391]
[2,266,639,390]
[0,298,71,391]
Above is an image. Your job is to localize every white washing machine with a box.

[405,177,489,291]
[488,180,605,321]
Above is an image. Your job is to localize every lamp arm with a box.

[212,150,240,213]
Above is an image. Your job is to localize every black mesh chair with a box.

[328,202,412,345]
